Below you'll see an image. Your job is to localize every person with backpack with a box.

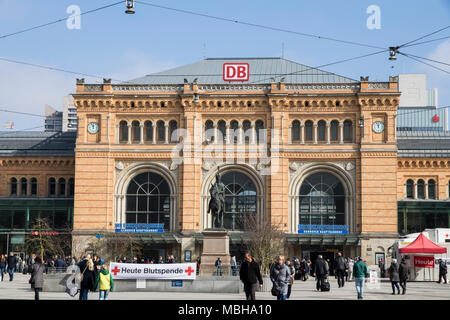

[270,255,291,300]
[353,256,368,300]
[399,257,408,294]
[334,252,348,288]
[30,257,45,300]
[94,264,114,300]
[313,255,329,292]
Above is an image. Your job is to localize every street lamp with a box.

[125,0,135,14]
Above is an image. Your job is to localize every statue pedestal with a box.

[200,230,231,276]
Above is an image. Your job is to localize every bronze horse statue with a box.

[208,169,225,229]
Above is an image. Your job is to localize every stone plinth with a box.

[200,230,231,276]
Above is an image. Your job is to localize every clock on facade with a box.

[372,121,384,133]
[87,122,99,134]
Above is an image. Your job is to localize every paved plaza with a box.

[0,273,449,300]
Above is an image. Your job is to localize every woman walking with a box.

[78,255,95,300]
[270,255,291,300]
[30,257,45,300]
[389,258,401,295]
[0,255,6,281]
[285,258,295,299]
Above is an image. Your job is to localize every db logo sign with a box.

[223,63,249,81]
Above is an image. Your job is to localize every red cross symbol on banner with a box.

[185,266,194,276]
[111,266,121,276]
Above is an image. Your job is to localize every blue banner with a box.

[115,223,164,233]
[298,224,348,235]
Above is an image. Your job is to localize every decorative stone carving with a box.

[345,162,355,171]
[115,161,124,171]
[170,162,178,171]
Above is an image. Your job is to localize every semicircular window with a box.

[126,172,170,230]
[221,171,257,231]
[299,172,345,226]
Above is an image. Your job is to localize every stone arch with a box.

[288,163,356,233]
[114,162,178,231]
[200,163,265,231]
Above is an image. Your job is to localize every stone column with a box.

[339,121,344,144]
[127,124,131,144]
[152,123,156,144]
[115,124,120,144]
[251,121,256,144]
[165,123,169,144]
[414,181,418,199]
[238,122,244,144]
[213,122,218,144]
[139,124,144,144]
[425,182,429,199]
[326,121,331,144]
[300,122,305,144]
[225,123,231,144]
[313,121,318,144]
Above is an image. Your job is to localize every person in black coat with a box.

[389,259,401,294]
[78,255,95,300]
[334,253,348,288]
[399,258,408,294]
[239,252,263,300]
[6,252,17,281]
[313,255,329,291]
[438,259,448,284]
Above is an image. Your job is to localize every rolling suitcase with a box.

[321,279,330,292]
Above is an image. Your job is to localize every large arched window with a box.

[221,171,257,231]
[119,121,128,143]
[417,179,425,199]
[126,172,170,229]
[292,120,300,142]
[132,121,140,142]
[428,179,436,199]
[299,172,346,226]
[406,179,414,199]
[305,121,313,142]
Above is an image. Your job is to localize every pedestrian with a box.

[313,254,329,292]
[27,253,36,274]
[169,255,175,263]
[157,256,164,264]
[270,255,291,300]
[438,258,447,284]
[334,252,347,288]
[347,258,354,282]
[239,252,263,300]
[399,257,408,294]
[353,256,368,300]
[196,256,201,275]
[17,256,23,273]
[0,254,6,281]
[54,255,66,273]
[378,258,386,278]
[230,256,237,276]
[30,257,45,300]
[389,258,401,295]
[78,254,95,300]
[6,252,17,281]
[215,257,222,276]
[94,264,114,300]
[285,258,295,299]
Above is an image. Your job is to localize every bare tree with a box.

[84,232,144,263]
[240,214,286,275]
[25,218,64,261]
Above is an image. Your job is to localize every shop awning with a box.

[399,232,447,254]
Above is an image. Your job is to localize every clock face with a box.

[372,121,384,133]
[87,122,99,134]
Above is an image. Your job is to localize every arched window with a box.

[144,121,153,142]
[221,171,257,231]
[59,178,66,196]
[344,120,353,142]
[230,120,239,143]
[417,179,425,199]
[318,120,326,142]
[292,120,300,142]
[157,121,165,142]
[256,120,264,143]
[68,178,75,197]
[30,178,38,196]
[10,178,17,196]
[428,179,436,199]
[119,121,128,143]
[48,178,56,196]
[218,120,226,142]
[205,120,214,142]
[132,121,140,142]
[406,179,414,199]
[305,121,313,142]
[299,172,346,226]
[20,178,27,196]
[169,120,178,142]
[243,120,251,143]
[126,172,171,230]
[331,120,339,142]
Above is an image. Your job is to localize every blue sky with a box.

[0,0,449,130]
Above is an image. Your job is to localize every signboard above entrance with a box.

[298,224,348,235]
[114,223,164,233]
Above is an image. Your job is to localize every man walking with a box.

[399,257,408,294]
[313,255,328,292]
[353,256,368,300]
[389,258,401,294]
[334,252,347,288]
[7,252,17,281]
[378,257,386,278]
[239,252,263,300]
[438,258,447,284]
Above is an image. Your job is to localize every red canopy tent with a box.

[399,232,447,254]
